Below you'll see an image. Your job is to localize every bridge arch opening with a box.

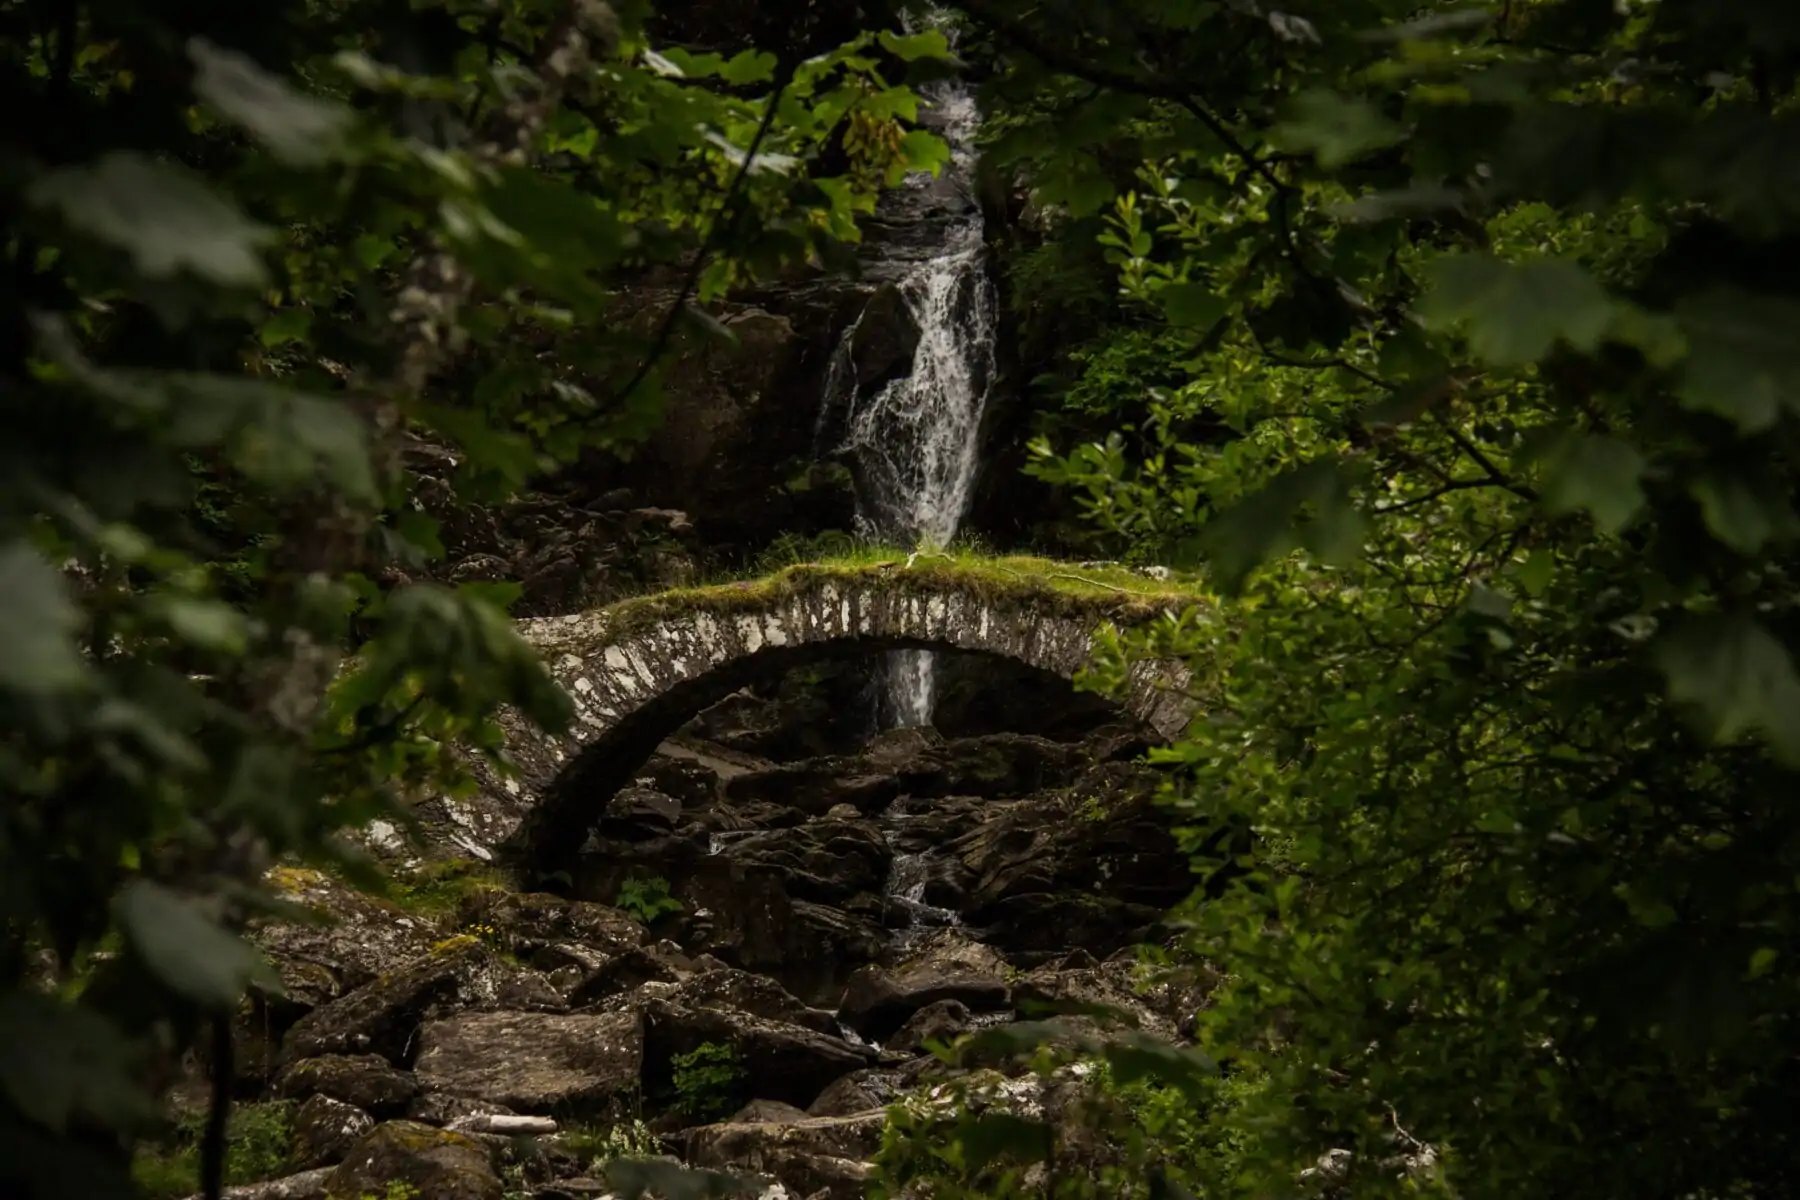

[492,567,1197,875]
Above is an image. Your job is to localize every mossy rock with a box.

[325,1121,500,1200]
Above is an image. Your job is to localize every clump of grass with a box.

[384,858,511,918]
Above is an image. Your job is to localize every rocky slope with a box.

[171,675,1207,1200]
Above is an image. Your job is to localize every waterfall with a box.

[829,10,998,727]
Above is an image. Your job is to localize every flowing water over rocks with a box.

[824,14,998,729]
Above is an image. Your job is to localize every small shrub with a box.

[670,1041,748,1123]
[615,875,683,924]
[132,1100,297,1199]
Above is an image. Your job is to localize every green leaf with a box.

[897,129,952,178]
[1690,473,1800,554]
[27,152,273,287]
[1037,172,1116,218]
[0,992,152,1134]
[1675,288,1800,431]
[1514,548,1556,597]
[1656,614,1800,760]
[1198,459,1365,593]
[170,377,376,502]
[1160,283,1229,329]
[1272,88,1404,169]
[188,38,354,165]
[720,49,778,84]
[1418,254,1617,366]
[1102,1033,1218,1100]
[258,307,313,348]
[151,595,251,655]
[114,881,279,1008]
[879,29,955,61]
[1534,432,1646,534]
[954,1112,1055,1170]
[0,542,87,695]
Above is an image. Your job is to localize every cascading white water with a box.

[833,10,998,727]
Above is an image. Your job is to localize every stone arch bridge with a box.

[483,563,1202,872]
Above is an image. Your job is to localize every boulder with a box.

[597,786,685,839]
[846,282,921,388]
[275,1055,419,1116]
[677,1112,887,1200]
[566,941,693,1007]
[326,1121,501,1200]
[955,765,1190,916]
[722,817,891,907]
[805,1058,941,1118]
[778,902,887,1007]
[282,941,515,1065]
[727,1099,811,1125]
[413,1010,645,1116]
[644,1002,875,1110]
[723,761,900,817]
[873,732,1077,799]
[605,303,819,551]
[291,1095,374,1169]
[968,893,1167,958]
[650,968,842,1037]
[1011,953,1220,1044]
[462,892,646,960]
[254,868,446,1001]
[634,752,725,809]
[887,999,973,1057]
[837,935,1010,1042]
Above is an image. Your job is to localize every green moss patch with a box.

[587,547,1211,643]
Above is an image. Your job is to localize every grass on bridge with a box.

[578,544,1213,640]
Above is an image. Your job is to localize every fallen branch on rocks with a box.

[448,1112,560,1136]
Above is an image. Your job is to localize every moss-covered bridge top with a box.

[484,554,1208,870]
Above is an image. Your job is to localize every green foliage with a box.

[0,1,950,1194]
[613,875,683,925]
[131,1101,295,1199]
[668,1041,748,1124]
[384,860,510,918]
[359,1186,418,1200]
[870,1039,1252,1200]
[876,1,1800,1197]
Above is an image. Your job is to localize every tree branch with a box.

[607,65,794,410]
